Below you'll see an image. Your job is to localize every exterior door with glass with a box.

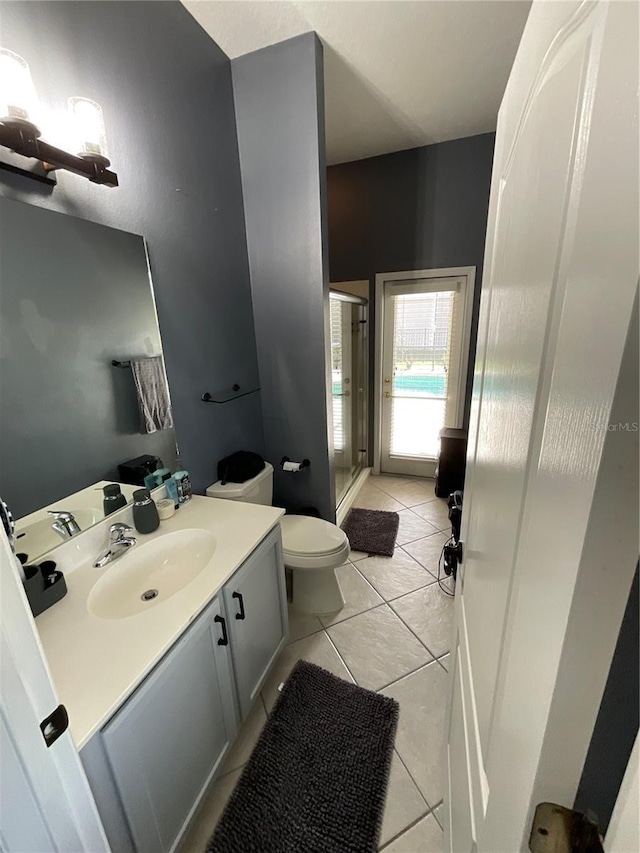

[378,268,475,476]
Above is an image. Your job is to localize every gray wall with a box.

[0,199,177,518]
[0,1,263,495]
[327,133,495,427]
[574,565,639,832]
[233,34,334,520]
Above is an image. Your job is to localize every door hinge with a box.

[529,803,604,853]
[40,704,69,748]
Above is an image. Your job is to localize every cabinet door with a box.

[101,597,236,853]
[223,526,288,718]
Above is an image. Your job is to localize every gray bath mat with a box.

[207,661,399,853]
[342,508,400,557]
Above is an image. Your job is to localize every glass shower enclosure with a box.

[329,289,369,507]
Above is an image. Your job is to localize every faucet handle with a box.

[48,510,75,520]
[108,522,134,542]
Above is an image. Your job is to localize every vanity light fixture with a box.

[0,48,118,187]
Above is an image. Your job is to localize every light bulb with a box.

[0,49,39,128]
[68,97,109,164]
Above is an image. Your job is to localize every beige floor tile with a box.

[438,653,450,672]
[287,607,323,643]
[357,549,435,601]
[381,813,443,853]
[326,605,432,691]
[369,474,413,491]
[396,509,441,546]
[179,767,242,852]
[411,499,451,531]
[348,549,370,562]
[432,803,445,831]
[402,532,450,578]
[219,697,267,775]
[379,751,429,847]
[381,662,448,807]
[319,563,384,627]
[376,480,438,507]
[354,490,406,512]
[356,480,393,499]
[260,630,354,711]
[390,584,455,658]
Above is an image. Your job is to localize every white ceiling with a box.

[183,1,532,165]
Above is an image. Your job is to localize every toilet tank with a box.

[205,461,273,506]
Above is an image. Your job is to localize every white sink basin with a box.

[16,508,102,562]
[88,529,217,620]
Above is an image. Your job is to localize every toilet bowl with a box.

[279,515,349,614]
[206,463,349,615]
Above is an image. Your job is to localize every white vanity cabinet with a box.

[223,524,288,718]
[80,524,288,853]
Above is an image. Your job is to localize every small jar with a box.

[103,483,127,517]
[132,489,160,534]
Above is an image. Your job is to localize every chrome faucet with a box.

[94,523,137,568]
[48,510,81,540]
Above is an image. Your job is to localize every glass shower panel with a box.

[329,292,368,506]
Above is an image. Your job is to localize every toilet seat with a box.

[280,516,350,570]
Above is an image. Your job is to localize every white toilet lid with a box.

[280,515,348,556]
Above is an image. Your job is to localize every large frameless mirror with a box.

[0,197,177,563]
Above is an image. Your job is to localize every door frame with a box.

[373,267,476,475]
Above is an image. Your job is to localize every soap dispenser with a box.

[132,489,160,534]
[103,483,127,516]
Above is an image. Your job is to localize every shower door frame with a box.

[329,286,369,507]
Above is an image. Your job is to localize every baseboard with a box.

[336,467,371,527]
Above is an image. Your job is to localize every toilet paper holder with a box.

[280,457,310,472]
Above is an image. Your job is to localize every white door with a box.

[377,268,475,477]
[0,530,108,852]
[446,1,639,852]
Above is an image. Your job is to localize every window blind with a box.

[389,285,463,459]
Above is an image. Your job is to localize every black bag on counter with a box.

[217,451,265,485]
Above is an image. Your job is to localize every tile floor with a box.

[181,475,454,853]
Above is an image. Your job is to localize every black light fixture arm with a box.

[0,121,118,187]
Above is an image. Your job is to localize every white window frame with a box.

[373,266,477,476]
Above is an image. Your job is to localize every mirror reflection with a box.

[0,197,178,563]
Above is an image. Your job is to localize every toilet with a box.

[206,463,349,615]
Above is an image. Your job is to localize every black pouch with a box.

[217,451,265,485]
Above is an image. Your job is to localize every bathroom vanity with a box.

[35,496,288,853]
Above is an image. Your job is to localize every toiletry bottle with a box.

[132,489,160,533]
[154,467,171,487]
[144,472,158,490]
[174,470,192,503]
[103,483,127,516]
[165,476,180,509]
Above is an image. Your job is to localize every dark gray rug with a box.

[342,508,400,557]
[207,661,399,853]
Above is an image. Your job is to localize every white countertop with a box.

[35,496,284,750]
